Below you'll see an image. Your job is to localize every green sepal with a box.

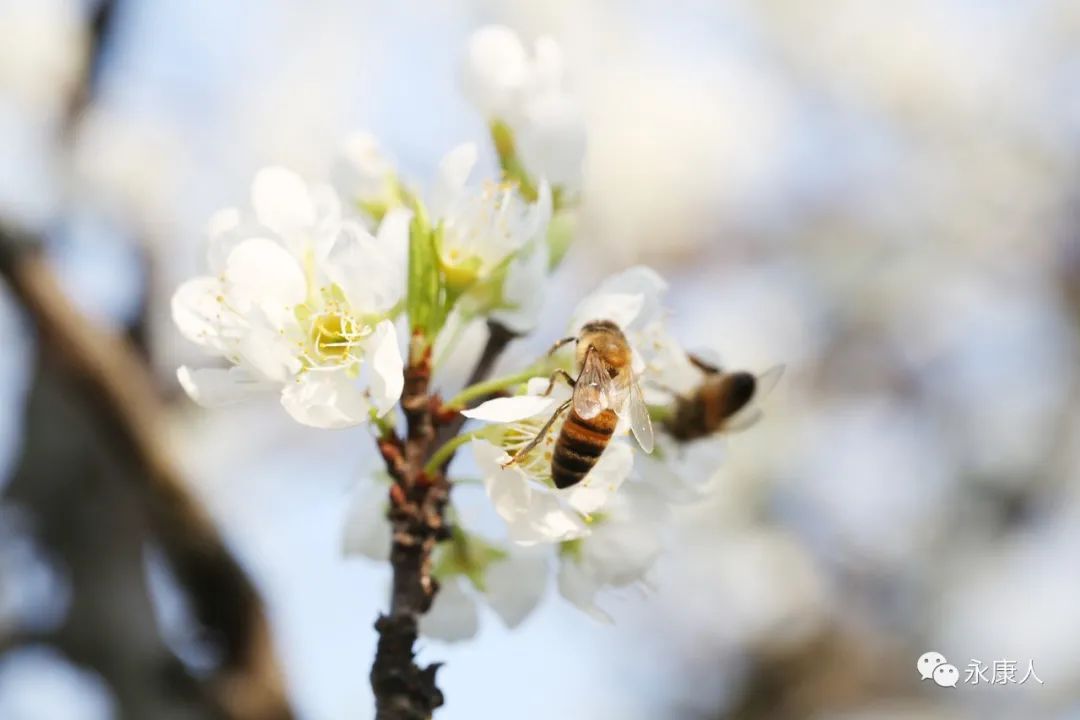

[406,203,441,344]
[490,119,538,202]
[546,209,577,270]
[355,175,408,224]
[431,526,509,593]
[558,538,583,562]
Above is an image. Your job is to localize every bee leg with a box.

[542,369,577,396]
[546,336,578,356]
[502,400,571,468]
[687,352,722,375]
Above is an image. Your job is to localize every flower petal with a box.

[251,166,316,240]
[171,276,231,352]
[324,222,401,313]
[518,92,587,189]
[474,440,531,516]
[573,267,667,332]
[342,478,391,561]
[375,207,411,303]
[490,239,549,334]
[507,499,590,546]
[475,440,589,545]
[224,237,306,326]
[336,131,395,203]
[639,435,725,504]
[461,25,528,118]
[570,292,644,335]
[280,371,371,429]
[530,36,565,91]
[462,395,556,422]
[557,558,612,624]
[430,143,477,216]
[561,442,633,515]
[176,366,271,407]
[419,579,479,643]
[367,320,404,416]
[206,207,246,273]
[484,551,548,629]
[233,318,301,383]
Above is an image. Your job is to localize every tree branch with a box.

[370,321,515,718]
[0,232,293,720]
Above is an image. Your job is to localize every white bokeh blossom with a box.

[332,131,401,223]
[172,167,408,428]
[462,25,586,189]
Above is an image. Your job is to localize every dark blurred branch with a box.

[371,340,448,719]
[370,322,515,719]
[714,625,914,720]
[65,0,118,130]
[0,231,293,720]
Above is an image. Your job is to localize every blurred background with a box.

[3,0,1080,718]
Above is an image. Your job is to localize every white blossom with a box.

[567,265,695,396]
[0,0,86,116]
[332,131,400,221]
[420,579,480,643]
[462,25,586,189]
[465,378,634,545]
[636,433,727,504]
[430,142,552,330]
[342,476,392,562]
[172,167,407,428]
[422,547,548,643]
[557,482,669,623]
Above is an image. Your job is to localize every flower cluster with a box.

[172,25,776,641]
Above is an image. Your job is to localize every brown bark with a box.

[369,321,516,719]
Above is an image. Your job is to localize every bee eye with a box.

[607,367,618,378]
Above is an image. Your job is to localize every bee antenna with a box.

[546,335,579,356]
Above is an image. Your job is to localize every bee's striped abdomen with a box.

[551,408,617,489]
[669,371,757,440]
[704,372,756,431]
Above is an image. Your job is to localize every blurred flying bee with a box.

[504,320,654,488]
[664,354,783,441]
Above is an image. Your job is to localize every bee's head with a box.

[577,320,631,370]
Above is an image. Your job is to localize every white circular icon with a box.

[933,663,960,688]
[917,651,947,680]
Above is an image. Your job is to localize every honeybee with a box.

[504,319,654,488]
[665,354,783,441]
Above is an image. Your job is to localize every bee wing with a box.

[627,377,654,453]
[573,347,615,420]
[721,407,763,433]
[718,365,783,433]
[755,364,785,396]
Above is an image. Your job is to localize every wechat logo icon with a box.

[917,651,958,688]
